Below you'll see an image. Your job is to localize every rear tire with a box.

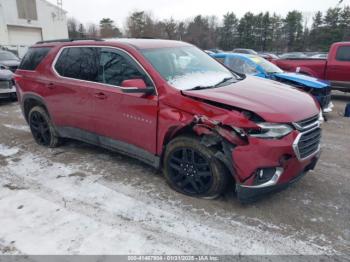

[28,106,61,148]
[163,136,229,199]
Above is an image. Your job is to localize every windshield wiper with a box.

[214,77,235,87]
[187,85,214,91]
[187,77,236,91]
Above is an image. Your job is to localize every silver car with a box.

[0,69,16,100]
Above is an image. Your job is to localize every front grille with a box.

[294,114,319,130]
[0,80,11,89]
[297,128,321,159]
[293,114,322,160]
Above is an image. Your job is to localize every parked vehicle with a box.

[212,53,333,113]
[310,53,328,59]
[208,48,224,54]
[279,52,307,59]
[258,52,279,61]
[232,48,258,55]
[15,39,322,202]
[274,42,350,92]
[0,69,16,100]
[0,50,21,72]
[204,50,215,55]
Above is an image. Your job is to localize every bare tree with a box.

[86,23,99,38]
[163,18,178,39]
[126,11,156,38]
[67,17,79,38]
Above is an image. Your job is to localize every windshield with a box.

[141,46,236,90]
[0,52,18,61]
[250,56,283,74]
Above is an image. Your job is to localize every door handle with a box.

[94,92,107,100]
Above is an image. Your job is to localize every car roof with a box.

[33,38,192,50]
[213,53,259,59]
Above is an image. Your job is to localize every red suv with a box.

[15,39,322,202]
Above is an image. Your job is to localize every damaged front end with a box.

[189,112,320,203]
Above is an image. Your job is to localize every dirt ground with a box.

[0,92,349,256]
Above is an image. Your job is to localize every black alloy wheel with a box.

[168,147,213,195]
[164,136,229,199]
[28,106,60,148]
[30,111,51,146]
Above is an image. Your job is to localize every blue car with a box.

[211,53,333,113]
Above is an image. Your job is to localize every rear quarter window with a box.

[19,47,51,70]
[335,46,350,62]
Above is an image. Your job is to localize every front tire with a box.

[28,106,60,148]
[163,136,229,199]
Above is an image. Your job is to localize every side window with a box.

[97,48,151,87]
[54,47,100,81]
[19,47,51,70]
[335,46,350,62]
[227,58,257,75]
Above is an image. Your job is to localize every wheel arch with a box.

[160,121,239,186]
[22,94,51,123]
[297,67,317,77]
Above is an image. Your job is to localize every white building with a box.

[0,0,68,56]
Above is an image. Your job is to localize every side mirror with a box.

[121,79,154,95]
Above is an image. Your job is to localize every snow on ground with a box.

[0,143,336,255]
[2,124,30,132]
[0,144,19,157]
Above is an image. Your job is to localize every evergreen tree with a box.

[184,15,211,49]
[283,11,304,51]
[100,18,122,38]
[219,12,238,50]
[340,6,350,41]
[237,12,256,49]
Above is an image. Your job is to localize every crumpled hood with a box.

[273,72,329,89]
[183,76,320,123]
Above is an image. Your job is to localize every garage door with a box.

[7,26,43,46]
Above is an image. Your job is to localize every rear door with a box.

[49,47,100,133]
[90,47,158,154]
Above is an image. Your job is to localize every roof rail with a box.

[36,38,104,44]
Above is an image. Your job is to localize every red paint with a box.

[273,42,350,84]
[16,39,321,189]
[121,79,147,89]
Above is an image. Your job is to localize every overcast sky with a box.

[47,0,349,29]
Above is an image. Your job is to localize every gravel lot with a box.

[0,93,349,256]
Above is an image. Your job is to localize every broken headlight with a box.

[248,123,293,139]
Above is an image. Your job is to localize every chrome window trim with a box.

[292,123,321,161]
[51,45,158,95]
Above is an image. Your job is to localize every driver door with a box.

[91,47,158,154]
